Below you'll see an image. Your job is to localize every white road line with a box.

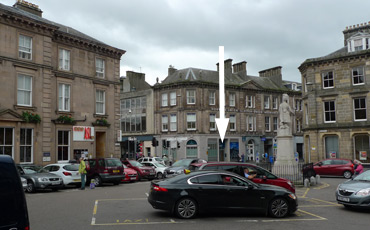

[145,193,149,197]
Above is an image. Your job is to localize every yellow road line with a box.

[297,188,310,198]
[297,209,327,220]
[314,182,330,190]
[92,221,181,226]
[310,198,341,206]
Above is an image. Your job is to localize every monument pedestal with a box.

[272,135,297,176]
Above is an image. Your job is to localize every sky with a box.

[3,0,370,85]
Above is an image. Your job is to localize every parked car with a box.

[0,155,30,230]
[198,162,295,193]
[148,170,297,219]
[165,158,207,177]
[122,164,138,182]
[43,163,81,187]
[336,169,370,208]
[138,156,165,165]
[141,162,168,179]
[86,158,125,186]
[17,164,63,193]
[122,160,156,181]
[314,158,354,179]
[21,177,27,191]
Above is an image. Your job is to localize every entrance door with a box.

[96,132,106,158]
[219,139,227,161]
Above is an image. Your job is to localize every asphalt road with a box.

[25,177,370,230]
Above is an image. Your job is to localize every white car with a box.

[138,157,165,165]
[141,162,167,179]
[43,163,81,187]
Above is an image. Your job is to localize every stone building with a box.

[153,60,303,163]
[119,71,155,159]
[299,22,370,164]
[0,1,125,164]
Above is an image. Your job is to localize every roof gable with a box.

[0,109,23,122]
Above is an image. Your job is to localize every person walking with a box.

[78,157,87,190]
[354,160,364,175]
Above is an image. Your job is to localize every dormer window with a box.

[347,33,370,52]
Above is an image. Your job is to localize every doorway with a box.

[96,132,106,158]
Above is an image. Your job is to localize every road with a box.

[25,177,370,230]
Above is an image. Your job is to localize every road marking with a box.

[92,221,184,226]
[314,182,330,190]
[299,188,310,198]
[309,198,341,206]
[261,209,326,222]
[145,193,149,197]
[97,198,147,201]
[93,200,98,215]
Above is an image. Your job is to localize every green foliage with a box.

[56,114,75,124]
[22,111,41,123]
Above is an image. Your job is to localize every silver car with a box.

[17,164,63,193]
[336,170,370,208]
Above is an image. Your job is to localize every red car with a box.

[313,158,354,179]
[122,164,138,182]
[122,160,156,181]
[199,162,295,193]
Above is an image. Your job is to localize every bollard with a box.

[304,178,310,187]
[310,176,316,186]
[316,175,321,184]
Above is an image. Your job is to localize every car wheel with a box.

[27,181,35,193]
[343,171,352,179]
[175,197,198,219]
[113,181,120,185]
[269,197,289,218]
[157,172,163,179]
[94,176,102,187]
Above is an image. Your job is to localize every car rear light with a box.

[102,169,109,174]
[153,185,168,192]
[63,171,72,176]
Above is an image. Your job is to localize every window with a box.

[246,95,255,108]
[187,90,196,104]
[192,174,219,185]
[187,113,196,130]
[296,119,302,133]
[57,130,70,161]
[19,35,32,60]
[354,39,363,51]
[295,99,302,111]
[161,93,168,107]
[186,140,198,158]
[322,71,334,88]
[120,97,147,132]
[59,49,70,71]
[162,115,168,132]
[273,117,278,131]
[170,114,177,131]
[264,95,270,109]
[209,92,215,105]
[20,128,32,163]
[229,93,235,107]
[17,74,32,106]
[96,90,105,114]
[324,101,336,123]
[170,92,176,106]
[305,104,309,125]
[352,67,364,85]
[210,114,216,131]
[273,97,278,109]
[58,84,70,111]
[354,98,366,121]
[229,115,236,131]
[96,58,105,78]
[265,116,270,131]
[246,115,256,131]
[0,128,13,157]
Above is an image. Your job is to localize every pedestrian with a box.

[78,157,87,190]
[354,160,364,175]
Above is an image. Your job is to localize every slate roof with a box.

[160,67,289,91]
[0,3,107,46]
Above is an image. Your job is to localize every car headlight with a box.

[38,177,49,182]
[176,170,183,174]
[356,188,370,196]
[288,193,296,200]
[336,184,341,192]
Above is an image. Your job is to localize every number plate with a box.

[73,179,81,182]
[150,172,155,175]
[113,170,120,173]
[338,196,350,202]
[130,177,136,180]
[52,181,60,185]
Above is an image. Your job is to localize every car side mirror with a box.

[262,175,267,180]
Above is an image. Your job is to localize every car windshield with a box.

[153,162,166,168]
[106,159,123,167]
[129,160,143,167]
[172,159,193,167]
[63,164,79,171]
[353,171,370,181]
[154,157,163,162]
[22,165,45,173]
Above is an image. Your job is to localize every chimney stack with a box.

[13,0,43,17]
[168,65,177,76]
[259,66,282,86]
[216,59,233,75]
[232,61,247,74]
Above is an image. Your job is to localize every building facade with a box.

[153,60,303,163]
[299,22,370,164]
[0,1,125,164]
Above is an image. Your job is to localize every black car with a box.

[0,155,30,229]
[148,170,297,219]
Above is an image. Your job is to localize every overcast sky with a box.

[3,0,370,85]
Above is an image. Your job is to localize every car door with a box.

[314,160,332,176]
[331,160,344,176]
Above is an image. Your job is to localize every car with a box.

[122,164,139,182]
[86,158,125,187]
[164,158,207,177]
[17,164,64,193]
[138,156,165,165]
[43,163,81,187]
[21,177,27,191]
[141,162,168,179]
[314,158,354,179]
[148,170,298,219]
[0,155,30,230]
[336,169,370,208]
[122,160,156,181]
[198,162,295,193]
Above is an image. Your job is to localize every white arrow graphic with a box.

[215,46,229,142]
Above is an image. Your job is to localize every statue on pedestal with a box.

[278,94,295,136]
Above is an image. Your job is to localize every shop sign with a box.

[359,151,367,160]
[73,126,94,141]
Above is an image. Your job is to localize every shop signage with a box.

[73,126,94,141]
[359,151,367,160]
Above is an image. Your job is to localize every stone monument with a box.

[272,94,297,175]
